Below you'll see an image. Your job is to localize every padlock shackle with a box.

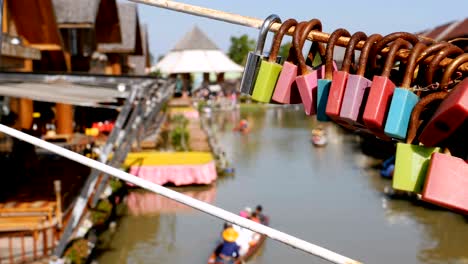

[440,53,468,89]
[324,28,351,80]
[285,21,306,64]
[255,14,281,55]
[426,44,464,85]
[342,31,367,73]
[407,91,448,144]
[381,39,411,78]
[356,34,382,77]
[401,42,427,88]
[370,32,419,73]
[268,19,298,62]
[294,19,322,75]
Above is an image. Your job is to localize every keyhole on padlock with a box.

[434,121,450,132]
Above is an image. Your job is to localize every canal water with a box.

[95,105,468,264]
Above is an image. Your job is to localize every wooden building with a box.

[2,0,68,132]
[98,3,143,75]
[128,25,151,75]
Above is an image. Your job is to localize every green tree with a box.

[227,34,255,65]
[279,42,292,59]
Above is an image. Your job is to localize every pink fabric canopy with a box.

[129,160,217,186]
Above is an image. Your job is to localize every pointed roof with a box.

[172,26,219,51]
[97,3,142,54]
[52,0,101,25]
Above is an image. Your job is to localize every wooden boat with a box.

[208,217,269,264]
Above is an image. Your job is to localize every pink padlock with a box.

[330,34,381,133]
[326,31,368,129]
[294,20,325,115]
[271,21,312,104]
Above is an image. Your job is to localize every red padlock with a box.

[362,33,419,140]
[326,32,369,129]
[316,28,351,121]
[419,53,468,146]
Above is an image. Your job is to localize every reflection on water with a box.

[96,105,468,264]
[126,185,217,215]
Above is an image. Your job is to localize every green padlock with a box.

[252,19,298,103]
[392,92,448,193]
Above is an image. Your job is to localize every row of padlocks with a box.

[239,15,468,214]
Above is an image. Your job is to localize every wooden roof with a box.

[97,3,143,55]
[4,0,63,51]
[52,0,121,43]
[419,18,468,41]
[128,25,150,74]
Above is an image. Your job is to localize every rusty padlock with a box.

[239,14,281,95]
[295,21,336,115]
[419,53,468,146]
[252,19,298,103]
[325,31,368,127]
[271,21,311,104]
[424,44,464,86]
[362,32,419,139]
[384,42,427,140]
[316,28,350,121]
[294,20,326,115]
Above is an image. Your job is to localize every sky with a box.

[135,0,468,63]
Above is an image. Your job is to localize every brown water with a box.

[95,105,468,264]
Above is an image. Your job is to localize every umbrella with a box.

[153,26,243,74]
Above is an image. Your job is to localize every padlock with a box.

[325,32,368,125]
[424,44,464,86]
[386,44,462,141]
[362,32,419,140]
[392,92,446,193]
[419,53,468,146]
[239,14,281,95]
[294,22,330,115]
[271,21,310,104]
[326,34,380,131]
[252,19,298,103]
[422,152,468,213]
[384,42,427,140]
[316,28,351,121]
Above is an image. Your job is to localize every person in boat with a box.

[255,205,265,223]
[250,212,261,223]
[234,119,250,133]
[311,125,325,137]
[239,207,252,218]
[216,227,240,264]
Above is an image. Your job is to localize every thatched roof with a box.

[52,0,101,26]
[97,3,142,54]
[172,26,218,51]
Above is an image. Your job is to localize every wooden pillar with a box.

[19,98,33,130]
[203,73,209,84]
[217,72,225,83]
[56,103,73,135]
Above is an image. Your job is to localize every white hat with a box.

[244,207,252,213]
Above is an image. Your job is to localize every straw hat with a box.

[222,227,239,242]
